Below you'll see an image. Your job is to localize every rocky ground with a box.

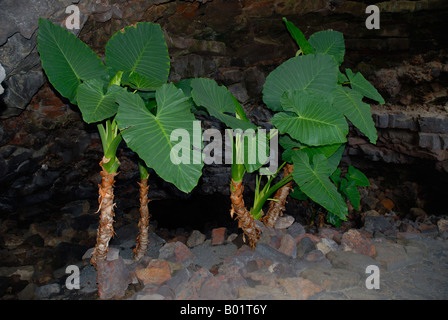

[1,199,447,300]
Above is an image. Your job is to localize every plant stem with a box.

[230,179,261,249]
[262,164,294,227]
[133,177,150,261]
[90,157,118,268]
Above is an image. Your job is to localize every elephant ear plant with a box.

[262,18,384,229]
[188,18,384,248]
[187,77,265,248]
[37,19,203,266]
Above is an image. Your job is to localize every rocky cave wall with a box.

[0,0,448,217]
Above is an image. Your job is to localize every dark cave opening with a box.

[148,193,236,235]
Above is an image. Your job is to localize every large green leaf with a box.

[346,69,385,104]
[308,30,345,65]
[341,178,360,210]
[271,90,348,146]
[347,165,370,187]
[105,22,170,88]
[37,18,107,104]
[282,17,314,55]
[326,144,345,174]
[77,79,124,123]
[292,150,347,219]
[121,71,163,91]
[279,135,342,164]
[191,78,256,130]
[333,86,378,144]
[262,53,339,111]
[115,84,203,193]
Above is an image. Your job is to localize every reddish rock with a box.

[418,223,438,235]
[174,268,213,300]
[380,198,395,211]
[135,259,171,286]
[96,257,132,300]
[341,229,376,257]
[304,250,326,262]
[278,234,296,257]
[438,219,448,233]
[246,269,279,287]
[158,241,195,265]
[319,228,341,243]
[211,227,227,246]
[279,277,323,300]
[199,274,237,300]
[176,1,199,19]
[246,258,274,272]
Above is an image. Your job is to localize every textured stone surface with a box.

[0,0,94,118]
[211,227,227,246]
[135,259,171,286]
[341,229,376,257]
[186,230,206,248]
[373,242,410,271]
[158,241,195,266]
[327,250,380,275]
[301,267,361,291]
[96,257,132,300]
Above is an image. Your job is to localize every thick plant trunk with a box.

[262,164,294,228]
[90,158,118,268]
[230,179,261,249]
[133,178,150,261]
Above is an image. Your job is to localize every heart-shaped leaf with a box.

[272,90,348,146]
[77,79,124,123]
[191,78,256,130]
[262,53,339,111]
[37,19,107,104]
[333,86,378,144]
[292,150,348,219]
[346,69,385,104]
[308,30,345,65]
[116,83,203,193]
[106,22,170,88]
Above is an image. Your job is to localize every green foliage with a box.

[37,19,202,191]
[76,80,125,124]
[292,151,348,220]
[116,84,203,193]
[105,22,170,90]
[282,17,313,55]
[329,166,370,226]
[189,77,265,174]
[262,53,339,111]
[190,78,256,131]
[37,18,107,104]
[272,90,348,146]
[308,30,345,65]
[37,17,382,227]
[263,18,382,225]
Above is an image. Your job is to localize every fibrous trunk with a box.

[262,164,294,228]
[133,178,150,261]
[91,158,118,268]
[230,179,261,249]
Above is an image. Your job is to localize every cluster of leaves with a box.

[38,19,203,192]
[263,18,384,225]
[37,17,384,229]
